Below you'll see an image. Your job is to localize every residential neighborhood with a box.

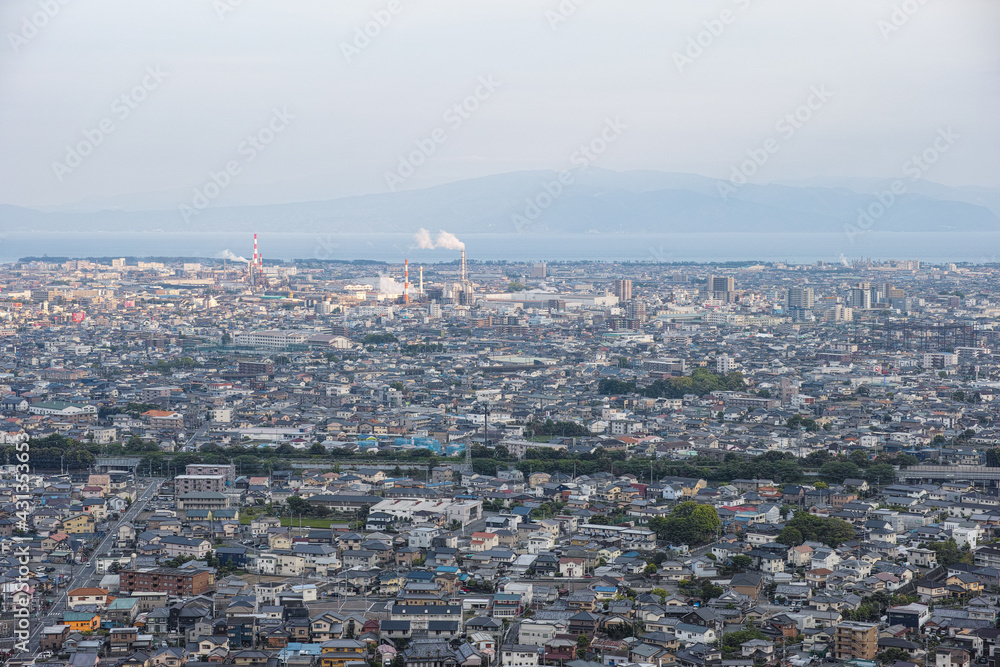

[1,255,999,667]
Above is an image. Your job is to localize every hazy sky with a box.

[1,0,998,208]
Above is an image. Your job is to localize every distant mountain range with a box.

[3,169,998,234]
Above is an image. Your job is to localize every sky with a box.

[1,0,998,209]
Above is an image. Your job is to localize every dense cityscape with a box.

[0,247,999,667]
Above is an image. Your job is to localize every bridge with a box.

[94,457,142,474]
[896,465,1000,484]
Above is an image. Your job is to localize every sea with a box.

[0,231,997,265]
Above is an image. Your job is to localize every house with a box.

[470,532,499,552]
[62,513,97,534]
[67,587,111,609]
[729,573,763,600]
[63,611,101,632]
[500,645,538,667]
[319,639,367,667]
[559,558,585,578]
[674,622,717,647]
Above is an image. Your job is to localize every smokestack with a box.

[253,234,258,266]
[419,266,424,296]
[404,259,410,304]
[461,248,467,286]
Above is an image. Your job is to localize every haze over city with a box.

[0,0,997,215]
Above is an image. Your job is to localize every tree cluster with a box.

[648,501,721,547]
[778,513,855,547]
[599,368,747,399]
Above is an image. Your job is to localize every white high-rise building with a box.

[717,354,737,374]
[849,286,872,310]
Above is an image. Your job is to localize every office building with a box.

[707,275,736,302]
[788,286,815,309]
[613,279,632,301]
[849,285,872,310]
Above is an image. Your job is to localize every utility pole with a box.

[483,401,490,448]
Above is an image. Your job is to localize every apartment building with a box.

[173,474,226,494]
[834,621,878,661]
[119,568,213,596]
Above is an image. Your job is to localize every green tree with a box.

[777,526,804,547]
[286,496,311,515]
[729,555,753,571]
[787,414,820,432]
[865,463,896,486]
[819,460,861,483]
[804,450,833,466]
[849,450,871,468]
[784,512,855,547]
[648,502,721,547]
[720,628,768,658]
[926,538,972,567]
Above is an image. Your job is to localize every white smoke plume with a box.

[218,249,249,263]
[414,228,435,249]
[413,228,465,250]
[433,230,465,250]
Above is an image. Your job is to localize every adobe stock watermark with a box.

[384,75,501,192]
[51,65,168,182]
[673,0,753,74]
[7,0,72,53]
[511,117,627,233]
[214,0,247,20]
[546,0,588,31]
[718,85,833,200]
[7,440,32,652]
[340,0,413,63]
[314,234,340,261]
[878,0,932,40]
[179,107,294,223]
[647,244,674,263]
[844,126,958,243]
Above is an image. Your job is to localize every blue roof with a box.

[594,586,617,592]
[279,643,323,657]
[436,566,459,573]
[512,506,532,516]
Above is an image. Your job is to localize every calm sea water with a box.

[0,231,997,264]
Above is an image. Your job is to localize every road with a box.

[22,478,161,653]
